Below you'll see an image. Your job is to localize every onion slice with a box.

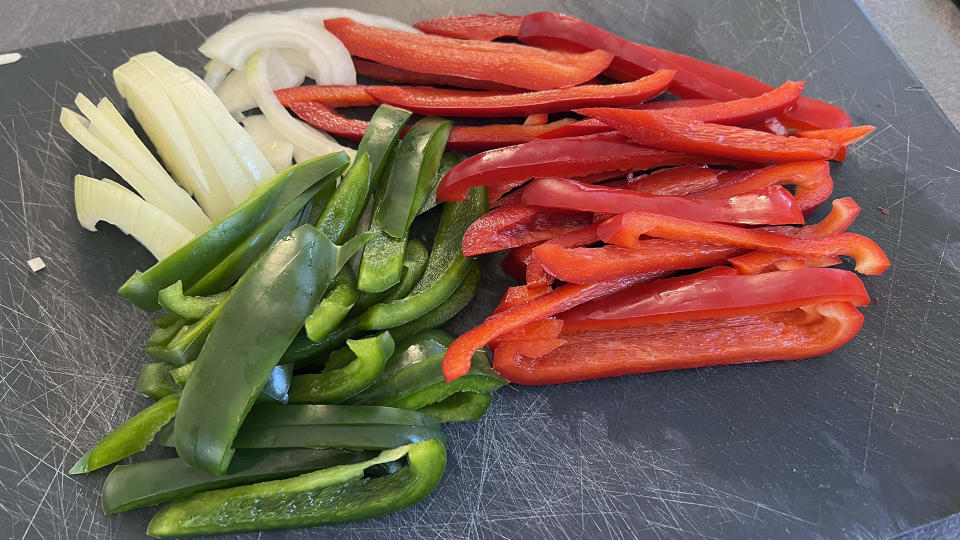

[286,7,421,33]
[242,114,294,170]
[215,49,308,115]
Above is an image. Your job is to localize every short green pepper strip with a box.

[389,263,482,343]
[157,281,228,321]
[417,151,464,217]
[283,317,364,369]
[316,153,372,244]
[137,363,179,400]
[145,298,227,366]
[119,153,350,311]
[146,317,187,347]
[351,239,429,315]
[419,391,493,423]
[288,332,395,404]
[357,230,408,293]
[174,226,369,475]
[304,268,359,342]
[150,312,180,329]
[146,440,446,537]
[102,448,373,514]
[69,394,179,474]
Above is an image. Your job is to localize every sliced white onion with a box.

[215,49,307,115]
[242,115,294,171]
[60,105,210,235]
[246,50,354,162]
[203,59,232,91]
[75,175,194,260]
[286,7,421,33]
[199,13,354,85]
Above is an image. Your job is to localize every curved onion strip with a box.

[215,50,308,115]
[75,175,195,260]
[242,114,294,171]
[203,59,232,91]
[285,7,421,33]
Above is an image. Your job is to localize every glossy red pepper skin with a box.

[696,161,833,214]
[461,204,593,256]
[493,301,864,385]
[525,224,601,286]
[603,165,720,196]
[365,70,675,117]
[577,108,841,163]
[598,211,889,275]
[517,12,852,130]
[325,18,614,91]
[560,267,869,332]
[493,284,553,313]
[521,178,804,225]
[413,14,523,41]
[288,102,576,152]
[275,85,379,107]
[353,59,519,91]
[490,319,564,345]
[436,132,732,202]
[792,126,875,162]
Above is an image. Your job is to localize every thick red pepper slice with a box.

[517,12,852,130]
[441,273,664,381]
[521,178,804,225]
[365,71,675,117]
[353,59,519,91]
[598,211,889,275]
[696,161,833,214]
[525,224,601,286]
[792,126,875,163]
[603,165,720,196]
[413,14,523,41]
[288,102,576,152]
[577,108,844,162]
[274,85,378,107]
[493,301,864,385]
[325,18,614,91]
[501,244,538,282]
[493,284,553,313]
[436,132,734,202]
[490,319,564,345]
[560,267,869,332]
[461,204,593,256]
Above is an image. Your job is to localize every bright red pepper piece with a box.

[413,14,523,41]
[577,108,841,163]
[525,224,601,286]
[792,126,876,162]
[353,58,519,91]
[490,318,564,345]
[493,301,864,385]
[493,284,553,314]
[461,204,593,256]
[494,338,567,361]
[559,267,869,332]
[274,85,379,107]
[603,165,720,196]
[325,18,614,91]
[365,70,675,117]
[696,161,833,214]
[598,211,889,275]
[521,178,804,225]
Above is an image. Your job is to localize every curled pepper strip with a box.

[695,161,833,214]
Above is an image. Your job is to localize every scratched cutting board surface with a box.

[1,0,959,538]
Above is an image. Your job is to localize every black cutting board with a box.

[2,0,959,538]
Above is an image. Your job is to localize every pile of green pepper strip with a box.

[71,105,507,537]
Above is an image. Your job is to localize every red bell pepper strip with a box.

[560,267,870,332]
[772,256,844,270]
[577,108,843,162]
[597,211,889,275]
[531,241,742,284]
[490,318,564,345]
[274,85,378,107]
[517,12,852,130]
[441,273,664,381]
[493,338,567,362]
[493,284,553,314]
[501,244,537,282]
[413,14,522,41]
[353,59,519,91]
[762,118,790,136]
[696,161,833,214]
[525,224,601,286]
[604,165,720,196]
[461,204,593,256]
[288,102,576,152]
[325,18,614,91]
[792,126,875,163]
[493,301,864,385]
[365,71,675,117]
[436,132,734,202]
[521,178,804,225]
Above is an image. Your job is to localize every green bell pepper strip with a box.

[283,317,364,369]
[305,173,339,225]
[288,332,395,404]
[304,268,359,342]
[352,238,429,314]
[146,440,446,537]
[244,403,440,428]
[69,394,179,474]
[146,317,187,347]
[102,448,373,514]
[362,105,414,190]
[170,361,291,403]
[230,424,445,451]
[357,230,408,292]
[137,363,179,400]
[145,298,227,366]
[419,391,493,422]
[389,263,482,343]
[174,226,369,475]
[118,153,350,311]
[151,312,180,328]
[316,153,372,243]
[418,151,465,217]
[359,258,475,330]
[157,281,228,321]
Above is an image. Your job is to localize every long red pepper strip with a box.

[525,224,601,286]
[493,301,864,385]
[695,161,833,214]
[490,319,564,345]
[325,18,614,91]
[436,132,736,202]
[274,85,379,107]
[493,284,553,314]
[597,211,889,275]
[521,178,804,225]
[413,14,523,41]
[353,58,520,91]
[517,12,852,130]
[792,126,876,163]
[441,273,663,381]
[501,244,538,282]
[493,338,568,361]
[773,256,844,270]
[729,198,861,273]
[604,165,720,196]
[461,204,593,256]
[559,267,870,332]
[365,70,675,117]
[577,108,841,162]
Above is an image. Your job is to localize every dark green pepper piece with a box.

[417,151,464,217]
[304,268,359,342]
[357,229,407,293]
[174,226,368,475]
[157,281,228,321]
[288,332,395,404]
[351,238,428,315]
[389,263,482,343]
[144,297,227,366]
[243,403,440,428]
[137,363,179,400]
[419,391,493,422]
[316,152,371,243]
[170,362,292,404]
[102,448,373,514]
[359,258,475,330]
[150,312,180,328]
[146,317,187,347]
[69,394,179,474]
[146,440,446,537]
[282,317,364,369]
[119,153,350,311]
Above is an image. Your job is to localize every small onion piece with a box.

[203,59,232,91]
[75,175,194,260]
[242,114,294,171]
[215,50,309,115]
[286,7,422,33]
